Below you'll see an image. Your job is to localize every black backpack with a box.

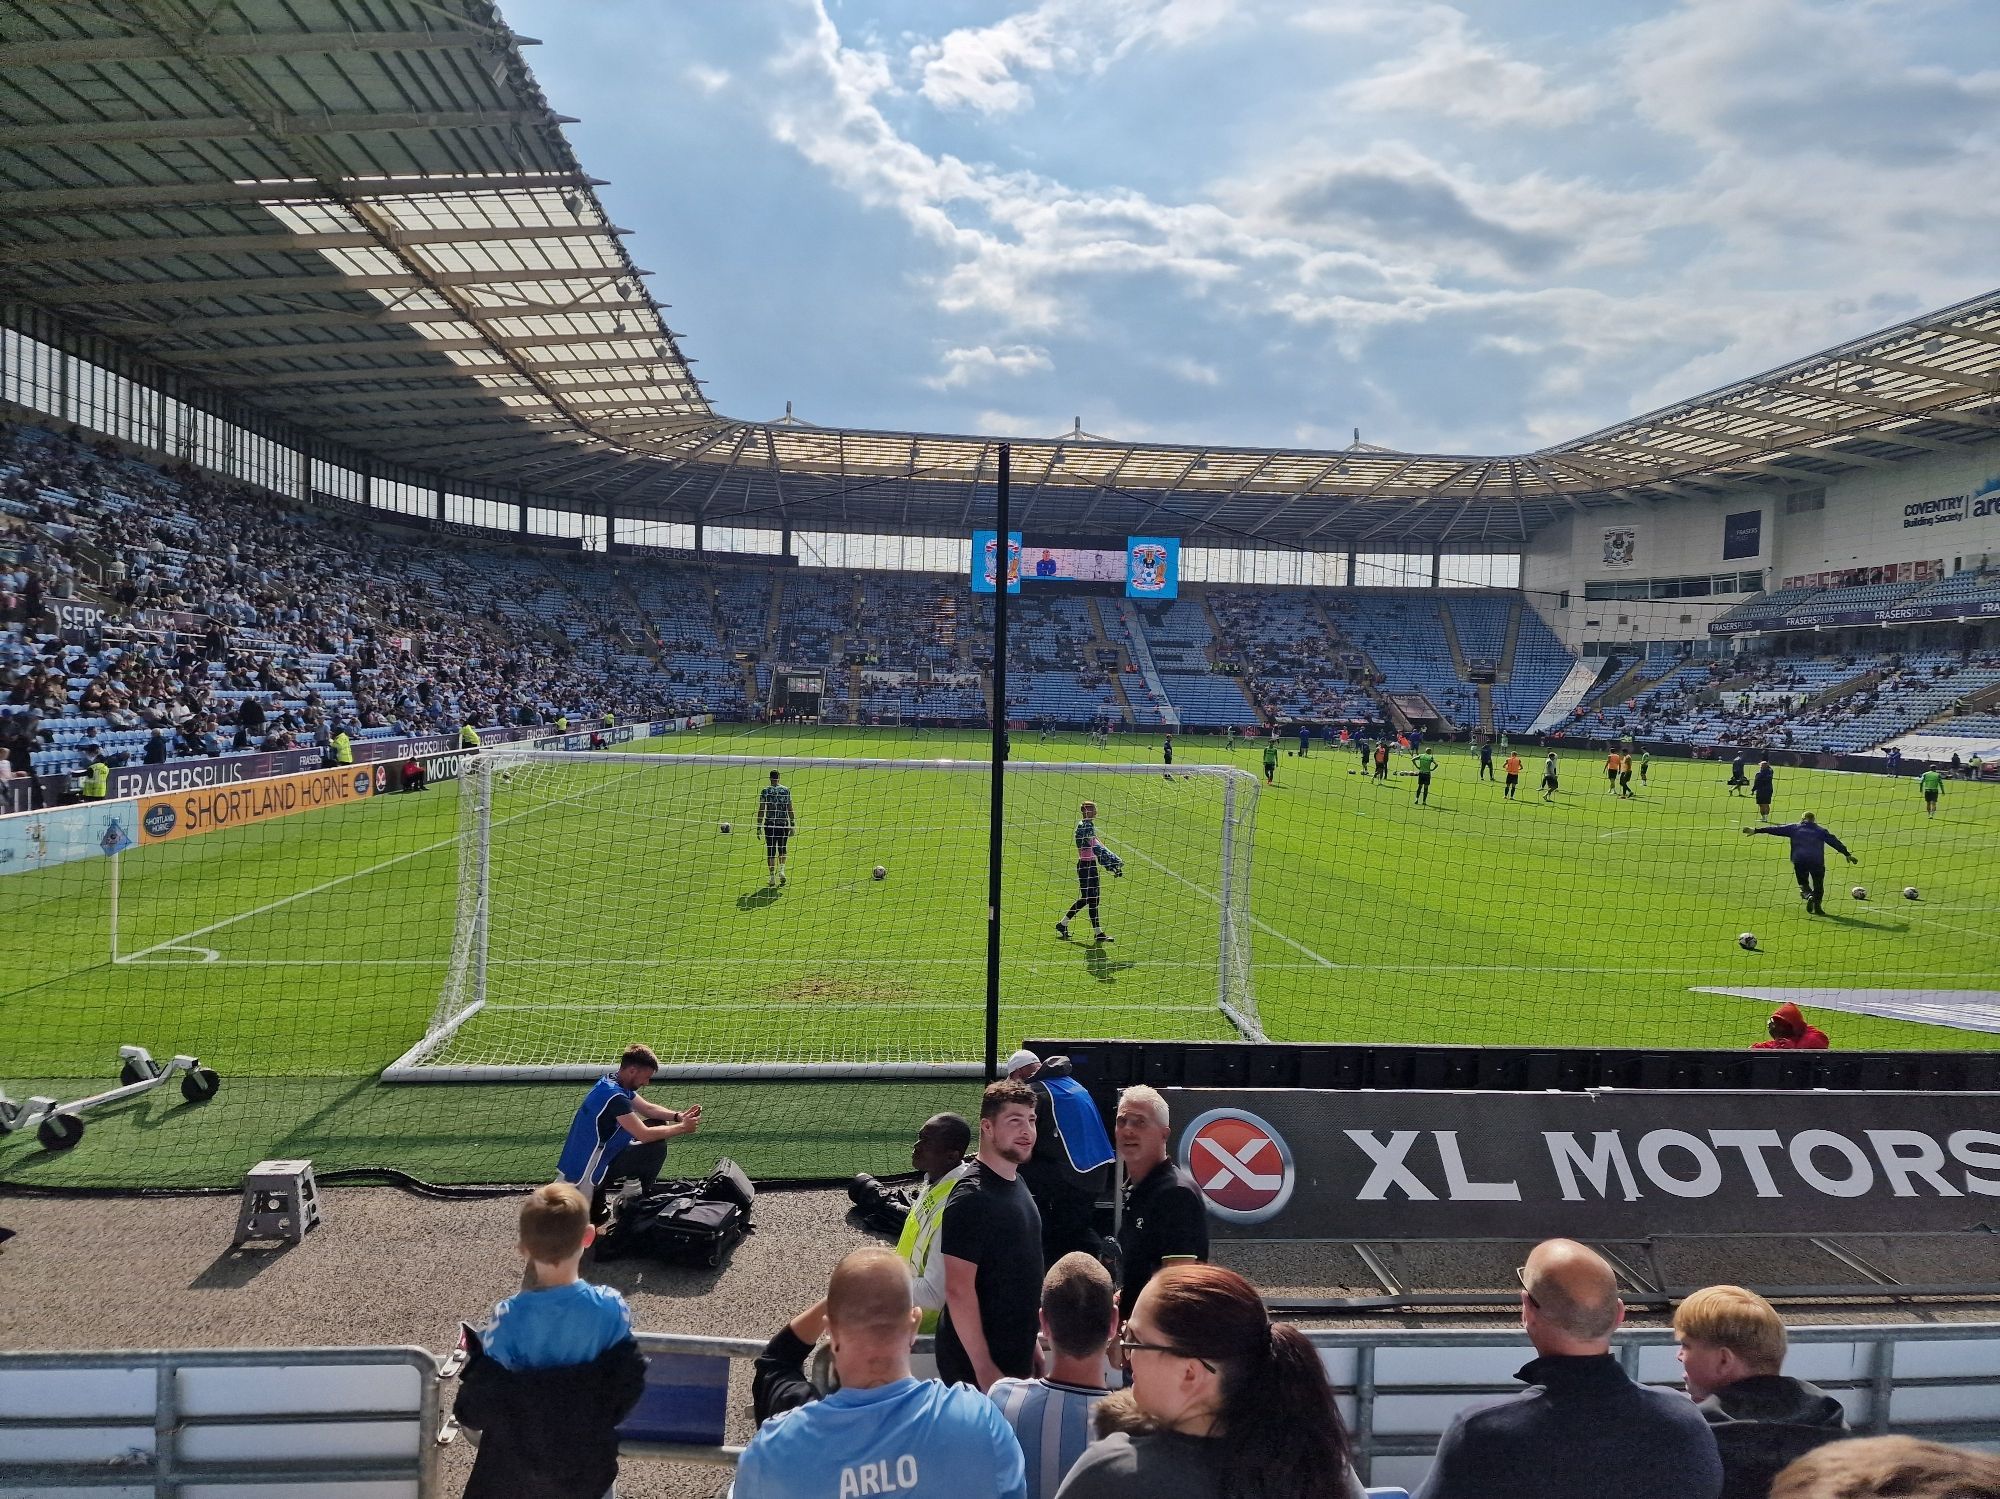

[596,1159,754,1268]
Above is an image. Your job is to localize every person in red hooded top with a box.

[1752,1003,1828,1050]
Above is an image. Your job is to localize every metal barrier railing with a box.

[626,1322,2000,1487]
[8,1324,1996,1494]
[0,1344,440,1494]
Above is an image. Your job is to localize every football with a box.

[719,821,731,833]
[1851,886,1868,900]
[1904,886,1921,900]
[1738,932,1759,951]
[872,864,887,880]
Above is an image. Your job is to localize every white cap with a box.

[1003,1048,1042,1077]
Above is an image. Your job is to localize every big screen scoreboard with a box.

[971,533,1179,599]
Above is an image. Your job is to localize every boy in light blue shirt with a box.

[736,1247,1026,1499]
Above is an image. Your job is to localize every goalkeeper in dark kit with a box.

[1056,799,1123,944]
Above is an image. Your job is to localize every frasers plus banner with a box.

[1163,1088,2000,1239]
[1722,510,1763,561]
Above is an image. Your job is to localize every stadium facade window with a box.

[615,517,696,551]
[535,507,610,550]
[1438,553,1522,589]
[376,478,434,519]
[1183,548,1348,587]
[446,493,519,532]
[0,327,59,413]
[311,459,367,504]
[706,525,784,556]
[1354,552,1432,588]
[794,531,961,572]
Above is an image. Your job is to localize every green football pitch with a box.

[3,722,1996,1187]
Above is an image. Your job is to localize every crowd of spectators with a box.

[0,423,710,779]
[455,1071,2000,1499]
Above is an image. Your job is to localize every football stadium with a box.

[4,4,2000,1495]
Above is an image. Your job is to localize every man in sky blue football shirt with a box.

[735,1248,1027,1499]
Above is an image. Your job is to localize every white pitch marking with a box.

[116,758,657,965]
[1115,835,1344,971]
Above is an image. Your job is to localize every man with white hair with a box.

[1109,1083,1208,1319]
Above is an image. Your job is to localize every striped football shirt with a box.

[987,1377,1108,1499]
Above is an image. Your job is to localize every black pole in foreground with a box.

[985,442,1010,1082]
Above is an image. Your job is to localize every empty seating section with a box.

[1494,606,1570,733]
[1322,593,1479,727]
[999,597,1122,724]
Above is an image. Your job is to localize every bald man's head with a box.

[1522,1239,1622,1347]
[826,1247,915,1337]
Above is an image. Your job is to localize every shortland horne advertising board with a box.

[137,765,376,845]
[1163,1087,2000,1240]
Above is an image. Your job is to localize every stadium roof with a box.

[3,1,2000,549]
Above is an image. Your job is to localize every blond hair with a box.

[1771,1436,2000,1499]
[1674,1284,1786,1372]
[519,1182,590,1265]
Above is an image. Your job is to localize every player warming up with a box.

[1503,750,1522,799]
[1263,733,1279,785]
[1743,812,1856,915]
[1057,800,1123,944]
[1922,766,1944,817]
[1540,750,1560,802]
[1411,747,1437,805]
[756,769,795,887]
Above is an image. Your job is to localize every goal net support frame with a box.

[383,749,1259,1082]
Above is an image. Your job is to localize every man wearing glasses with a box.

[1414,1239,1722,1499]
[1111,1085,1208,1320]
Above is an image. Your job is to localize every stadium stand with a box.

[1322,592,1482,728]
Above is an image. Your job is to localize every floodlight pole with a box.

[985,443,1010,1082]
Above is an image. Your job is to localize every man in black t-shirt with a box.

[937,1080,1044,1390]
[1111,1083,1208,1320]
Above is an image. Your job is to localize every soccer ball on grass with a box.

[719,821,731,834]
[1851,886,1868,900]
[872,864,887,881]
[1738,932,1759,951]
[1904,886,1920,901]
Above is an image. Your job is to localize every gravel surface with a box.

[6,1187,2000,1496]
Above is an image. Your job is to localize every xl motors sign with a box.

[1163,1088,2000,1239]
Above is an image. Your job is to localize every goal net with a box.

[385,749,1260,1080]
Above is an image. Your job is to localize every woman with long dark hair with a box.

[1055,1263,1363,1499]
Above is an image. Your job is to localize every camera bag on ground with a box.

[596,1158,754,1268]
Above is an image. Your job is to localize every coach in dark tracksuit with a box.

[1743,814,1856,916]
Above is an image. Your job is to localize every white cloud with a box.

[911,0,1236,115]
[1342,6,1600,127]
[927,344,1055,389]
[1164,355,1221,386]
[684,64,732,94]
[758,0,2000,452]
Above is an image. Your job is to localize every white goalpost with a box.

[383,749,1261,1081]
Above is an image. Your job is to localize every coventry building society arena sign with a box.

[1163,1088,2000,1239]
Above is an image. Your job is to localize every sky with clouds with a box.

[501,0,2000,456]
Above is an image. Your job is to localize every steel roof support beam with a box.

[0,109,577,150]
[162,329,652,364]
[0,173,608,215]
[86,299,652,334]
[0,222,626,267]
[37,266,640,302]
[0,30,533,67]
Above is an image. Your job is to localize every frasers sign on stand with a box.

[1163,1088,2000,1239]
